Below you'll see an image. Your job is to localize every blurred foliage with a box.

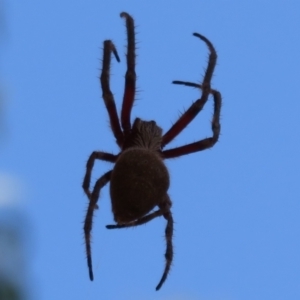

[0,2,31,299]
[0,212,30,300]
[0,279,22,300]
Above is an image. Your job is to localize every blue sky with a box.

[1,1,300,299]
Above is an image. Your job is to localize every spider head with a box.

[125,118,163,151]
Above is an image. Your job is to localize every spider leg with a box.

[82,151,117,200]
[106,209,163,229]
[84,170,112,281]
[156,195,173,290]
[162,33,217,148]
[101,40,124,147]
[107,194,174,291]
[120,12,136,136]
[162,85,221,158]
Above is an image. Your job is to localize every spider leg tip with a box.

[193,32,204,39]
[115,55,121,63]
[89,271,94,281]
[120,12,129,19]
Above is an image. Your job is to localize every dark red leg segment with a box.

[162,33,217,148]
[162,84,221,158]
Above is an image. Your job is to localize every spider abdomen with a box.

[110,148,169,224]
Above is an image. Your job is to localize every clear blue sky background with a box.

[1,1,300,299]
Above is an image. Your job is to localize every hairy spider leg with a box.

[161,33,217,148]
[106,195,174,291]
[156,209,173,290]
[101,41,124,147]
[163,85,221,158]
[106,209,163,229]
[82,151,117,199]
[120,12,137,136]
[84,170,112,281]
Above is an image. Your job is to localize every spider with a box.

[83,12,222,291]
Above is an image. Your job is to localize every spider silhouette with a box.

[83,12,221,291]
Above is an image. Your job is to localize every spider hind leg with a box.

[106,195,174,291]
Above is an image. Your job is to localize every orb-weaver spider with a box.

[83,12,221,290]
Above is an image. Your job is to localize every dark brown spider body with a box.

[110,118,169,223]
[83,12,222,291]
[110,147,169,223]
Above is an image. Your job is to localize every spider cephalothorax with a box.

[83,12,222,290]
[124,118,163,150]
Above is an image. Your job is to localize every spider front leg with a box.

[120,12,137,135]
[162,33,218,148]
[101,40,124,147]
[84,170,112,281]
[163,85,221,158]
